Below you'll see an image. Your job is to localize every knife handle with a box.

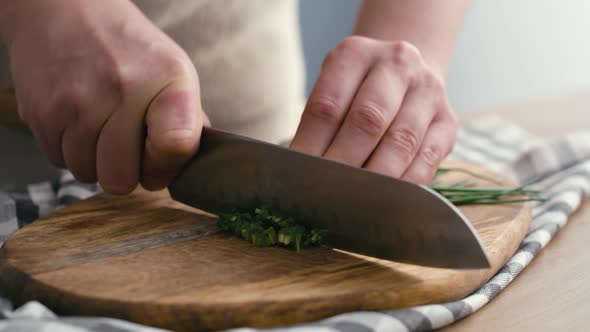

[0,88,30,134]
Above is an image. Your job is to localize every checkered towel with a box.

[1,117,589,332]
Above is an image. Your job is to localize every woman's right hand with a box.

[0,0,209,194]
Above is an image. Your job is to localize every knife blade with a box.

[169,128,491,269]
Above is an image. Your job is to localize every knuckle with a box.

[304,98,342,124]
[324,36,371,67]
[104,65,125,103]
[50,82,92,126]
[418,70,445,93]
[92,57,126,106]
[385,127,419,158]
[389,40,420,67]
[53,81,87,112]
[160,52,193,78]
[420,145,444,168]
[349,103,388,137]
[66,85,89,112]
[119,47,194,92]
[147,89,195,128]
[150,129,198,157]
[145,43,194,77]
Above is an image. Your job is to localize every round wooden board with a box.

[0,161,531,331]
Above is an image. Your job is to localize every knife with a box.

[0,89,490,269]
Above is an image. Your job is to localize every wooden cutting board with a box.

[0,161,531,331]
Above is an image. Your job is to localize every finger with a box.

[289,37,377,155]
[61,110,110,183]
[140,79,204,191]
[31,85,95,171]
[24,101,68,169]
[61,128,98,183]
[61,89,116,183]
[322,62,407,166]
[401,114,458,185]
[96,101,145,195]
[364,85,439,178]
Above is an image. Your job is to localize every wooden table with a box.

[444,91,590,332]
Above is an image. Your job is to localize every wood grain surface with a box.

[0,161,530,331]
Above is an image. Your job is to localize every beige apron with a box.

[0,0,305,143]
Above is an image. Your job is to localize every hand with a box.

[1,0,208,194]
[290,36,458,185]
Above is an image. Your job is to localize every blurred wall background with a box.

[298,0,590,112]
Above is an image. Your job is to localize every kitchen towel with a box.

[1,117,589,332]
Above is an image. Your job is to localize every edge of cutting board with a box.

[0,161,531,331]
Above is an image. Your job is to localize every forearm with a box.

[354,0,470,77]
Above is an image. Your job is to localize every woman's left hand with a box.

[290,36,458,185]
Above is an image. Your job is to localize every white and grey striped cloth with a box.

[1,117,589,332]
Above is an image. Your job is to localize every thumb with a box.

[140,79,208,191]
